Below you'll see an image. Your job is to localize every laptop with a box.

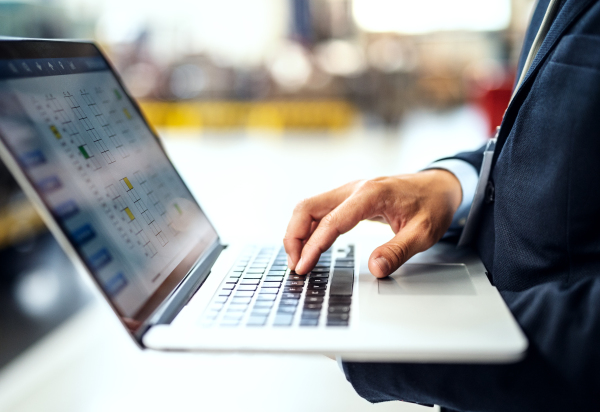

[0,38,527,362]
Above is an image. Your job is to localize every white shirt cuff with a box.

[424,159,478,230]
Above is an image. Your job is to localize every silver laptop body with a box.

[0,39,527,362]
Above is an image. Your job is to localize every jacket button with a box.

[485,180,495,204]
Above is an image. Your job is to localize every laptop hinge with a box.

[137,240,226,340]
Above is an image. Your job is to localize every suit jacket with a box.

[342,0,600,410]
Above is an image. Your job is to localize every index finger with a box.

[295,189,372,274]
[283,183,356,269]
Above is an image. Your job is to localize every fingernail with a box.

[296,257,305,274]
[374,257,391,275]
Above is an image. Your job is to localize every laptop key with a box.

[247,316,268,327]
[218,290,232,296]
[226,278,239,284]
[306,290,325,296]
[326,319,349,327]
[259,288,278,294]
[287,275,305,280]
[227,304,249,312]
[262,281,281,288]
[251,307,271,315]
[328,306,350,313]
[270,265,287,271]
[300,319,319,327]
[273,314,294,326]
[308,277,328,284]
[268,270,286,276]
[231,297,252,304]
[237,285,257,291]
[229,273,242,278]
[254,300,275,308]
[214,296,228,303]
[301,310,320,319]
[308,273,328,278]
[256,294,277,301]
[240,279,260,285]
[286,280,305,286]
[330,268,353,297]
[282,293,301,299]
[307,284,327,291]
[246,269,265,274]
[279,299,299,306]
[284,286,303,293]
[277,306,296,314]
[329,296,351,304]
[235,291,255,298]
[303,303,322,310]
[242,274,262,280]
[304,296,324,303]
[328,313,350,321]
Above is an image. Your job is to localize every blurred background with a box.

[0,1,536,411]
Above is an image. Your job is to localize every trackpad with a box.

[378,264,476,295]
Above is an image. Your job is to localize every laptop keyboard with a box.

[200,245,354,328]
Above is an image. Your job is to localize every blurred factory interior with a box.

[0,1,535,411]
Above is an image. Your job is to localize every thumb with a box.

[368,224,432,278]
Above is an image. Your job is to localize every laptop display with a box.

[0,41,218,326]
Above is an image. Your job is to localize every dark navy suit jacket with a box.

[342,1,600,410]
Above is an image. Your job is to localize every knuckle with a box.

[321,212,336,227]
[305,239,328,254]
[358,179,379,193]
[294,198,310,213]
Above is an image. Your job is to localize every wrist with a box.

[419,169,463,214]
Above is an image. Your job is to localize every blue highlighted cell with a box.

[36,176,62,193]
[71,224,96,246]
[19,149,46,168]
[87,248,112,271]
[105,272,128,297]
[54,200,79,220]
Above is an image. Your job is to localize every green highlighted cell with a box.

[78,145,90,159]
[114,89,122,100]
[174,203,182,215]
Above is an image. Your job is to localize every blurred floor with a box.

[0,105,486,412]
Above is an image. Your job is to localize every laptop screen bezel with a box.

[0,38,221,343]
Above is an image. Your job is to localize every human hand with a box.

[283,170,462,278]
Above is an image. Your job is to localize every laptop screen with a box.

[0,41,218,329]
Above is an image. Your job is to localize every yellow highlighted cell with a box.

[124,207,135,221]
[123,108,132,120]
[50,125,62,139]
[123,177,133,190]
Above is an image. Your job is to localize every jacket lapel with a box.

[494,0,595,167]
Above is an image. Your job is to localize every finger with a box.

[296,190,374,274]
[368,220,434,278]
[284,183,357,269]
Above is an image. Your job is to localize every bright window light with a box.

[353,0,511,34]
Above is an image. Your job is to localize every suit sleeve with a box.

[438,144,486,172]
[341,275,600,411]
